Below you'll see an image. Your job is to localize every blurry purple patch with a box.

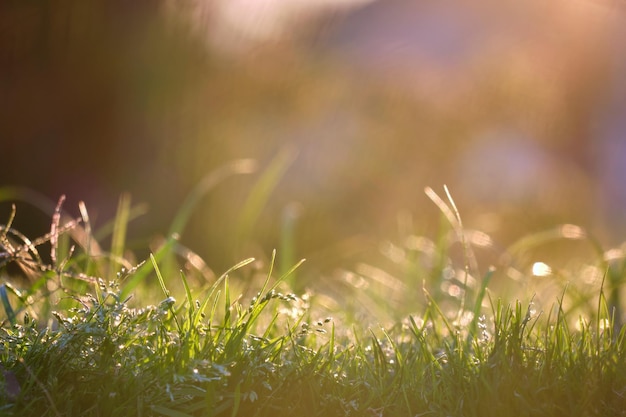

[1,364,21,400]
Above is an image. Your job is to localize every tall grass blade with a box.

[423,286,455,338]
[151,254,183,333]
[151,253,170,298]
[109,193,131,278]
[236,148,297,251]
[468,267,495,338]
[180,270,194,317]
[93,203,149,242]
[121,237,177,299]
[0,284,16,326]
[117,160,255,304]
[169,159,257,238]
[49,195,65,267]
[425,186,479,324]
[195,257,256,329]
[223,276,231,325]
[260,250,276,300]
[77,200,102,286]
[277,258,306,282]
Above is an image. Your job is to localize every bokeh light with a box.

[2,0,625,311]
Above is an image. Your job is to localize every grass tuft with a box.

[1,189,626,416]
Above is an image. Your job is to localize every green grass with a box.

[1,187,626,416]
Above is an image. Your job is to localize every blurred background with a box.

[2,0,626,316]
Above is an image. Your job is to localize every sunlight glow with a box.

[581,265,602,285]
[599,318,611,331]
[559,224,586,239]
[356,263,406,291]
[380,241,406,264]
[442,282,462,298]
[507,267,525,282]
[205,0,375,47]
[404,236,436,256]
[604,248,624,262]
[468,230,493,248]
[532,262,552,277]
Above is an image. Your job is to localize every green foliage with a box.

[1,190,626,416]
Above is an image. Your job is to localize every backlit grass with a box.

[1,188,626,416]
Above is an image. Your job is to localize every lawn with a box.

[1,186,626,416]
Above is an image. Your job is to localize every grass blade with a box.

[468,266,495,339]
[151,253,170,298]
[236,148,297,251]
[0,284,16,326]
[180,270,194,318]
[169,159,257,238]
[121,237,177,299]
[109,193,131,279]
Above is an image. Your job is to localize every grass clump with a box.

[1,189,626,416]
